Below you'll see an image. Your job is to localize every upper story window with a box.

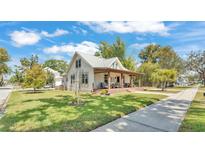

[76,58,81,68]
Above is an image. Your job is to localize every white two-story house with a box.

[64,52,142,92]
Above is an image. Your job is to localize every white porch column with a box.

[120,73,124,88]
[108,71,111,90]
[130,75,134,87]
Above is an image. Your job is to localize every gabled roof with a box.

[76,52,126,70]
[67,52,141,75]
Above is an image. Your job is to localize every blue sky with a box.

[0,21,205,67]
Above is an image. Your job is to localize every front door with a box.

[117,76,120,83]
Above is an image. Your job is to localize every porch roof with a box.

[94,67,143,76]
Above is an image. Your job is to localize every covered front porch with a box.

[93,67,143,90]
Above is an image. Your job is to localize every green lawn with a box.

[179,87,205,131]
[0,90,166,132]
[145,86,191,94]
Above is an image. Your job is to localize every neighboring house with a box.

[64,52,142,92]
[44,67,63,88]
[176,71,199,86]
[176,74,189,86]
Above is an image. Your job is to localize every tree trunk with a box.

[0,74,3,87]
[165,82,168,88]
[161,82,165,91]
[33,87,36,93]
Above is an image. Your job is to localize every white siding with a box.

[110,59,126,70]
[124,74,130,83]
[94,72,126,88]
[94,73,105,89]
[66,54,94,92]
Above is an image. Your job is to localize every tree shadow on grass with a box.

[0,93,162,132]
[21,90,45,94]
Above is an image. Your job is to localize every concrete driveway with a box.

[93,87,198,132]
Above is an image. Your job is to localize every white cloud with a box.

[72,26,88,35]
[172,28,205,43]
[41,29,69,38]
[82,21,169,36]
[80,29,88,35]
[43,41,99,55]
[129,42,151,50]
[9,28,69,47]
[10,30,41,47]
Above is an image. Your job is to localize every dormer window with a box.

[115,62,118,69]
[111,62,118,69]
[76,58,81,68]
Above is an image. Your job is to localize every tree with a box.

[94,52,101,57]
[139,44,160,63]
[0,48,10,86]
[186,51,205,86]
[139,44,184,72]
[96,37,126,62]
[23,64,47,92]
[43,59,68,75]
[151,69,177,91]
[9,55,39,86]
[156,46,184,72]
[45,71,55,87]
[138,44,184,87]
[95,37,135,70]
[112,37,126,62]
[9,68,24,85]
[97,41,113,58]
[19,54,39,72]
[122,56,136,71]
[138,62,160,86]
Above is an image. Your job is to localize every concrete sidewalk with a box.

[0,87,12,114]
[93,88,198,132]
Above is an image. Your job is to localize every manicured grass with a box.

[0,90,166,131]
[145,86,191,94]
[146,89,180,93]
[179,87,205,132]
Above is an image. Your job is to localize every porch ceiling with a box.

[94,67,143,76]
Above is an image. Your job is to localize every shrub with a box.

[100,89,108,95]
